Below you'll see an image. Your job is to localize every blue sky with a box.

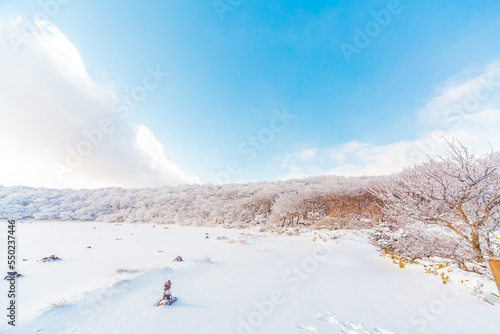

[1,0,500,188]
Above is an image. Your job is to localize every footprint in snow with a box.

[297,312,394,334]
[316,311,340,325]
[297,325,318,332]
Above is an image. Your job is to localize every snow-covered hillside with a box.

[0,175,387,227]
[1,221,499,333]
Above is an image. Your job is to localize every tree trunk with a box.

[470,229,484,263]
[485,237,495,257]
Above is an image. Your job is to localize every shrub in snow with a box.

[41,255,61,262]
[4,272,23,280]
[372,224,470,261]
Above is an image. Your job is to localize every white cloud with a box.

[296,148,318,161]
[0,17,198,188]
[281,60,500,179]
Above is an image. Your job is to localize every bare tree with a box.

[371,140,500,264]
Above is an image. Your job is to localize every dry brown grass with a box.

[115,265,170,275]
[228,239,245,244]
[149,265,171,271]
[44,298,69,311]
[115,268,141,274]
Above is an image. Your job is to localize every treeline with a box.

[0,175,390,229]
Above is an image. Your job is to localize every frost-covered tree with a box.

[271,192,304,227]
[371,140,500,264]
[252,187,278,218]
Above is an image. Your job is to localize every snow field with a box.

[0,221,499,333]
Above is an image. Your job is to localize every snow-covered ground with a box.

[1,221,499,333]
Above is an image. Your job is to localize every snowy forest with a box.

[0,175,388,229]
[2,142,500,271]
